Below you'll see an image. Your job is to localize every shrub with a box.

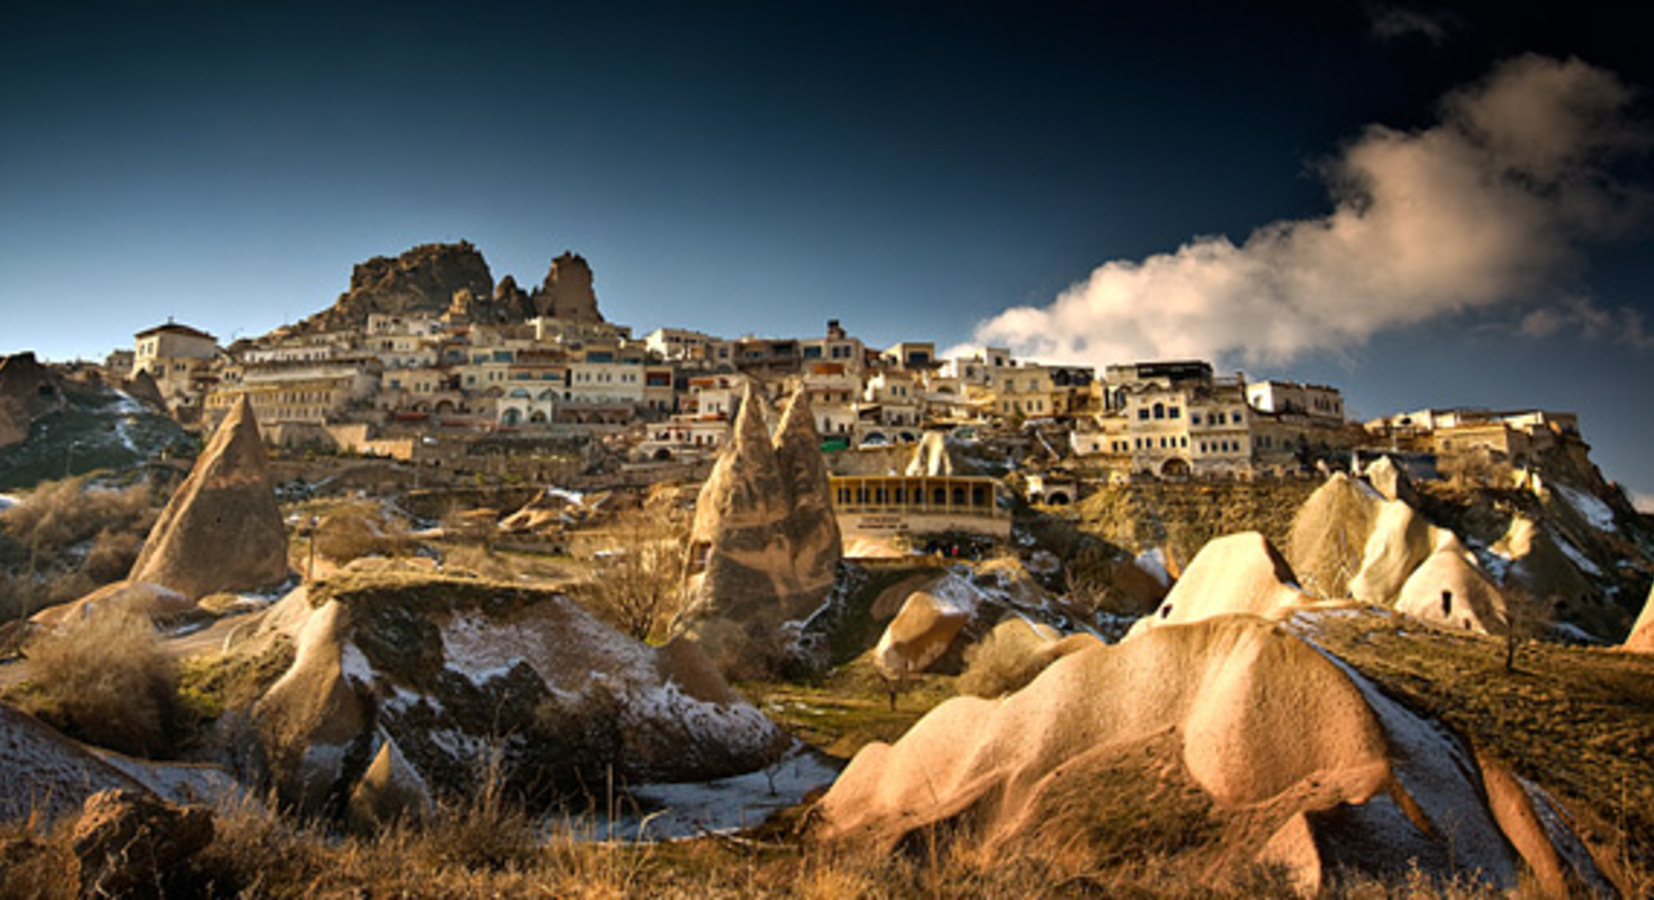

[82,528,143,583]
[957,624,1053,699]
[0,477,153,560]
[576,509,688,642]
[20,608,180,757]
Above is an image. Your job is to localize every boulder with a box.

[1363,455,1415,503]
[874,589,975,679]
[249,573,787,816]
[1394,538,1510,635]
[127,395,289,599]
[1131,532,1308,636]
[71,789,213,899]
[347,735,432,830]
[682,385,842,676]
[816,615,1560,893]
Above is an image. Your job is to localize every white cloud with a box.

[1367,4,1456,44]
[969,55,1648,370]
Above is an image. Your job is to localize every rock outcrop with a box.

[1131,532,1313,637]
[874,587,976,679]
[31,580,196,628]
[1348,499,1440,607]
[0,352,63,447]
[305,241,495,332]
[127,395,289,599]
[1394,537,1511,635]
[530,251,604,322]
[249,573,787,816]
[1286,473,1382,599]
[71,789,213,899]
[0,702,147,825]
[816,615,1598,894]
[683,385,842,676]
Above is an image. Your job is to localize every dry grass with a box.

[10,607,181,756]
[1307,609,1654,891]
[0,476,158,621]
[957,624,1051,698]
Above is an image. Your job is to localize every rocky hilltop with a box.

[297,242,604,333]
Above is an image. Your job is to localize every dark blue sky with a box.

[4,1,1653,500]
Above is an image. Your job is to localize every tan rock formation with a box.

[1395,537,1510,635]
[817,615,1548,891]
[1287,473,1382,599]
[0,352,63,448]
[1363,455,1415,503]
[31,580,196,628]
[250,574,786,815]
[530,251,604,322]
[1132,532,1310,636]
[683,385,842,676]
[128,396,288,599]
[1348,500,1439,606]
[874,590,974,678]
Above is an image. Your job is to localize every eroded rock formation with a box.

[682,385,842,676]
[250,574,787,816]
[530,252,604,322]
[127,396,289,599]
[816,615,1606,894]
[306,241,495,332]
[0,352,63,448]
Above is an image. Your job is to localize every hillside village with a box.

[2,241,1653,897]
[102,242,1595,496]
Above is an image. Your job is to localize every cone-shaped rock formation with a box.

[128,396,288,599]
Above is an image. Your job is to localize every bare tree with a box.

[579,507,689,642]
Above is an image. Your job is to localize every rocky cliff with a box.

[297,242,604,333]
[0,353,64,448]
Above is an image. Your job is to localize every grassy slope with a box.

[1306,609,1654,882]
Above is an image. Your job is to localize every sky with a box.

[3,0,1654,502]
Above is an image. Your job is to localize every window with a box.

[1169,407,1180,419]
[1153,403,1165,420]
[1138,408,1150,421]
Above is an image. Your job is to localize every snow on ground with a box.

[0,492,19,510]
[1553,483,1617,533]
[1292,618,1519,888]
[1552,534,1603,576]
[607,745,840,841]
[440,611,529,684]
[926,571,986,615]
[626,680,782,760]
[1135,548,1171,587]
[92,751,248,807]
[545,486,587,505]
[1515,774,1616,897]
